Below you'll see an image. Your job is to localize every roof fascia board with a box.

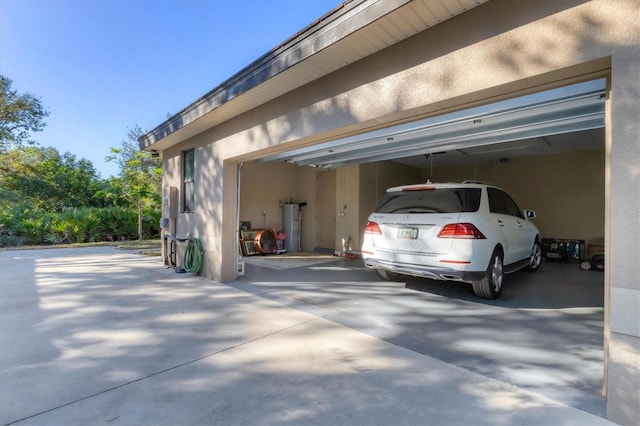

[139,0,411,150]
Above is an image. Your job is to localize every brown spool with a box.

[253,230,276,254]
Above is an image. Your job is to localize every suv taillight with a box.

[364,221,382,234]
[438,223,486,239]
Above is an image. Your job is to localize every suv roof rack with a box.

[461,180,494,185]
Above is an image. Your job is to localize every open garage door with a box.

[242,78,606,260]
[241,76,607,276]
[257,79,605,169]
[242,76,607,289]
[248,77,606,259]
[239,77,608,414]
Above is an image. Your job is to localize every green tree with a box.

[0,146,103,211]
[0,75,49,152]
[107,125,162,241]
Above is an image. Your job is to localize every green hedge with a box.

[0,206,161,247]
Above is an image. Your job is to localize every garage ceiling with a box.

[258,78,606,169]
[395,128,604,168]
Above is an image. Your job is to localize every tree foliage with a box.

[0,146,105,211]
[0,147,163,245]
[0,75,163,246]
[0,75,49,152]
[107,125,162,240]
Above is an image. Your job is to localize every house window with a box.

[183,149,195,213]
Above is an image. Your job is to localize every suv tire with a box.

[525,240,542,272]
[377,269,402,281]
[472,248,503,299]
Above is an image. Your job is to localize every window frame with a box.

[488,188,524,218]
[182,149,195,213]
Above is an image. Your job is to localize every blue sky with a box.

[0,0,343,178]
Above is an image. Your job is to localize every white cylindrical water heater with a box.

[282,203,300,253]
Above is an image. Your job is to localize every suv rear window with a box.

[375,188,481,214]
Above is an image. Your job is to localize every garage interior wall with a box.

[241,147,604,254]
[419,148,606,245]
[239,162,318,251]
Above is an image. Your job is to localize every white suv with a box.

[361,182,542,299]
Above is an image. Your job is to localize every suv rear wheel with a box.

[471,248,503,299]
[525,240,542,272]
[377,269,403,281]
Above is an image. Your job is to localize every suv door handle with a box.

[497,220,504,227]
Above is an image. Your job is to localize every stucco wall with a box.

[166,0,637,283]
[161,1,638,422]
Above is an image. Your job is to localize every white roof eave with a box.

[139,0,489,151]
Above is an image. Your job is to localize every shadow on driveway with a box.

[236,256,605,416]
[1,247,609,425]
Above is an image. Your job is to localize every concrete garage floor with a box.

[1,247,609,425]
[241,252,606,414]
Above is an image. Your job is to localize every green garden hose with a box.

[183,237,204,275]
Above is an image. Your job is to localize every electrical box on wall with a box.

[169,186,179,219]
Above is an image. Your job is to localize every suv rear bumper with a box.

[364,258,486,283]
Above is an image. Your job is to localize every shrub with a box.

[17,213,55,245]
[0,232,21,247]
[3,206,159,246]
[142,207,162,239]
[96,207,137,241]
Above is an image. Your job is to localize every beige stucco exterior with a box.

[151,1,638,424]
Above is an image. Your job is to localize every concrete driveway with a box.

[240,252,607,414]
[1,247,612,425]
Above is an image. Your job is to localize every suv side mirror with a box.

[524,209,536,219]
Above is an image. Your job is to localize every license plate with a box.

[397,227,418,239]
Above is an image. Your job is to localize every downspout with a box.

[236,162,245,276]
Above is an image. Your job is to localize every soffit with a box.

[139,0,490,151]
